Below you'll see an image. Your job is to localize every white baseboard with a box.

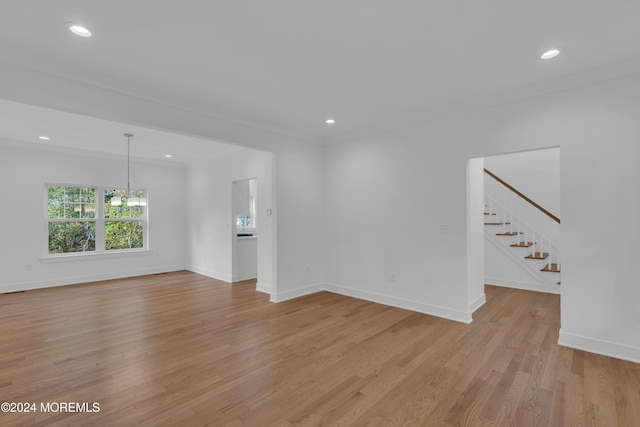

[2,270,484,326]
[256,282,271,294]
[232,274,258,283]
[270,283,324,303]
[0,264,186,294]
[469,293,486,313]
[559,330,640,364]
[269,282,474,323]
[486,277,560,295]
[324,283,472,324]
[187,265,232,283]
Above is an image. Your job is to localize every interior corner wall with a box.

[185,140,326,302]
[186,141,326,301]
[324,72,640,362]
[0,142,187,292]
[270,142,326,301]
[186,148,273,291]
[324,124,472,323]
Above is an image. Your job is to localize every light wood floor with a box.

[1,272,639,426]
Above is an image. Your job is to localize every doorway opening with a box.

[467,147,561,317]
[232,177,258,282]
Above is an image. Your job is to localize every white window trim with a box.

[40,248,151,263]
[44,184,148,258]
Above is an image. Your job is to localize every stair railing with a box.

[484,169,560,272]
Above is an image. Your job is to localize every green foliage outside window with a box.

[48,186,97,253]
[105,221,144,250]
[48,186,95,219]
[48,222,96,253]
[47,186,146,254]
[104,189,145,250]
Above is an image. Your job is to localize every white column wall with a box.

[467,157,486,312]
[186,148,274,292]
[271,143,326,301]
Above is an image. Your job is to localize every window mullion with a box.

[95,187,106,252]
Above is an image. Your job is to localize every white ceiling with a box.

[2,0,640,152]
[0,99,244,163]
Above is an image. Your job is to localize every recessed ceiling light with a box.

[325,119,336,124]
[541,49,560,59]
[164,154,173,158]
[38,136,50,140]
[67,23,92,38]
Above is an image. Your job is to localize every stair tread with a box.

[496,232,522,236]
[525,252,549,259]
[542,263,561,273]
[510,242,534,247]
[484,213,497,215]
[485,222,511,225]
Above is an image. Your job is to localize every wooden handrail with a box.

[484,168,560,224]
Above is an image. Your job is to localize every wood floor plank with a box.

[0,271,639,426]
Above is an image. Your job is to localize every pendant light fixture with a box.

[110,133,146,207]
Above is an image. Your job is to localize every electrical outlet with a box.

[439,224,450,234]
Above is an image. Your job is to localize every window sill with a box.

[40,249,151,263]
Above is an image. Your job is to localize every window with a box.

[104,189,145,250]
[48,186,96,253]
[46,185,147,256]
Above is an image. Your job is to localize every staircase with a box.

[484,169,561,293]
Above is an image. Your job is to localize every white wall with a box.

[186,148,273,291]
[484,147,560,216]
[467,157,486,313]
[235,237,257,281]
[325,73,640,362]
[0,62,327,305]
[186,144,325,300]
[3,60,639,362]
[0,142,187,292]
[324,124,471,322]
[271,143,326,301]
